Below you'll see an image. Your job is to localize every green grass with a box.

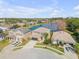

[51,44,64,52]
[0,39,10,51]
[36,43,64,52]
[34,43,64,55]
[74,43,79,59]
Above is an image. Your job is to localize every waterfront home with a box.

[30,22,59,41]
[31,27,50,41]
[27,22,37,25]
[29,22,76,45]
[52,31,76,45]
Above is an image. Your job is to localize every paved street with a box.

[0,48,65,59]
[0,40,65,59]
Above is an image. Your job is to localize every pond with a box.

[29,25,42,31]
[29,23,59,32]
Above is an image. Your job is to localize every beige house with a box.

[8,30,23,43]
[52,31,76,45]
[8,28,30,43]
[31,27,50,42]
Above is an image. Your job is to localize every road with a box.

[0,48,65,59]
[0,40,65,59]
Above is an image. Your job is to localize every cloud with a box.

[74,5,79,16]
[74,5,79,10]
[0,0,51,18]
[0,0,65,18]
[49,8,65,17]
[0,0,53,18]
[0,2,43,17]
[50,9,61,17]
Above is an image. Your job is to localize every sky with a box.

[0,0,79,18]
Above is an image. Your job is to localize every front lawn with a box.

[34,43,64,55]
[0,39,10,51]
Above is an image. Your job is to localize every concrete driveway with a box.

[23,40,37,48]
[64,44,78,59]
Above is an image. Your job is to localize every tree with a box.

[43,33,51,44]
[72,31,79,43]
[67,22,77,32]
[0,29,3,33]
[49,30,53,43]
[11,24,20,29]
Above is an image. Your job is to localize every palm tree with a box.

[49,30,53,43]
[43,33,50,44]
[43,31,53,44]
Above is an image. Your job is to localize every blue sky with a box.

[0,0,79,18]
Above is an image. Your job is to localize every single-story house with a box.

[31,27,50,41]
[8,28,30,43]
[38,19,48,23]
[16,22,26,27]
[52,31,76,45]
[27,22,37,25]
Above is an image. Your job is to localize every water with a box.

[29,25,42,31]
[29,23,59,32]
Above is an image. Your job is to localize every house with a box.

[16,22,25,27]
[27,22,37,25]
[26,21,75,45]
[31,27,50,42]
[8,28,30,43]
[38,19,48,23]
[30,22,59,42]
[52,31,76,45]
